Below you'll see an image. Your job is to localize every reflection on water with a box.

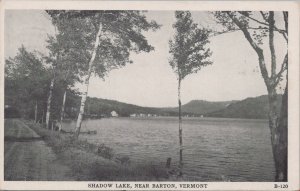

[63,117,275,181]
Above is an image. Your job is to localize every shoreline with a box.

[25,120,170,181]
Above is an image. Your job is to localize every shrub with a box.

[97,144,114,159]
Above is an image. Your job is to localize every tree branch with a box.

[283,11,288,34]
[275,53,288,85]
[269,11,277,78]
[226,11,270,84]
[239,11,287,41]
[281,31,288,42]
[238,11,269,27]
[226,12,261,54]
[210,28,240,37]
[210,27,269,37]
[260,11,268,22]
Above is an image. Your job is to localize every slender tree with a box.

[214,11,288,181]
[43,35,60,129]
[46,10,160,138]
[57,64,80,131]
[45,70,55,129]
[169,11,212,175]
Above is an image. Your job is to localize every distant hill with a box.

[66,95,281,119]
[84,97,161,117]
[67,96,186,118]
[206,95,282,119]
[84,97,237,117]
[163,100,237,115]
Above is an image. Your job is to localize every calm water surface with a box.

[63,117,275,181]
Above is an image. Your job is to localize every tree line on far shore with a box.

[5,10,288,181]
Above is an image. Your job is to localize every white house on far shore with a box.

[130,113,137,117]
[111,111,118,117]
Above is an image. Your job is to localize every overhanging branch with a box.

[275,53,288,85]
[226,11,270,85]
[238,11,287,41]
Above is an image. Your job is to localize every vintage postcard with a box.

[0,0,299,190]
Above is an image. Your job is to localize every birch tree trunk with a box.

[34,100,38,123]
[42,109,44,124]
[59,90,67,132]
[268,81,288,181]
[267,12,287,181]
[275,12,288,181]
[46,77,54,129]
[178,77,183,175]
[273,83,288,181]
[266,83,288,181]
[74,23,103,138]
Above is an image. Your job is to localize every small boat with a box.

[81,130,97,135]
[60,130,97,135]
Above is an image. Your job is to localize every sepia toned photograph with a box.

[1,1,299,190]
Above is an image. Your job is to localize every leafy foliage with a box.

[45,35,84,86]
[214,12,271,45]
[46,10,160,79]
[5,45,81,121]
[46,10,160,136]
[169,11,212,80]
[5,46,51,118]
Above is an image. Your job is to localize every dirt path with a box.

[4,119,73,181]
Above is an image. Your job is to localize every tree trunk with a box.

[74,23,103,138]
[34,100,38,123]
[59,90,67,132]
[267,84,288,181]
[42,109,44,124]
[273,84,288,181]
[178,78,183,175]
[46,77,54,129]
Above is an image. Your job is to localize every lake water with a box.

[62,117,275,181]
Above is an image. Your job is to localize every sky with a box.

[4,10,287,107]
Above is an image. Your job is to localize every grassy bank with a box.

[25,120,169,181]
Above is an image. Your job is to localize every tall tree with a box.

[214,11,288,181]
[46,10,160,138]
[5,46,50,120]
[169,11,212,175]
[47,35,83,130]
[43,23,85,129]
[43,38,59,130]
